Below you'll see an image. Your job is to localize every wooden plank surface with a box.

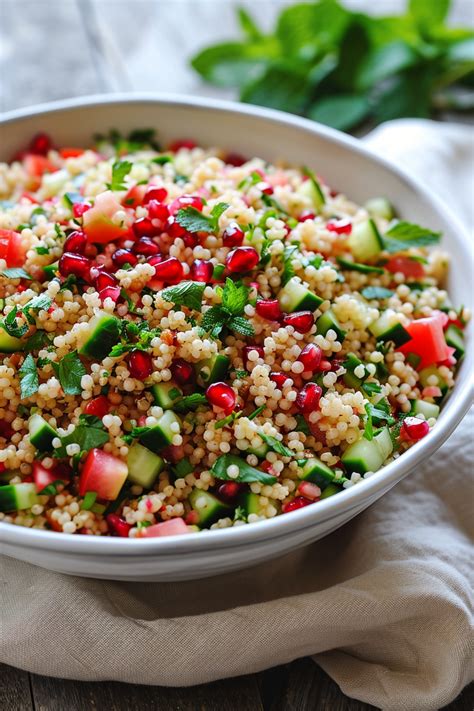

[0,2,473,710]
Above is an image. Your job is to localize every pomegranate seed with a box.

[0,463,5,473]
[182,232,199,248]
[225,152,247,166]
[147,254,163,269]
[84,395,110,418]
[298,211,316,222]
[72,202,91,218]
[63,230,87,254]
[222,222,244,248]
[58,252,91,280]
[147,200,169,221]
[191,259,213,282]
[257,182,273,195]
[143,185,168,204]
[318,359,332,372]
[0,421,14,439]
[298,343,323,372]
[400,417,430,442]
[326,218,352,235]
[185,510,200,525]
[206,382,236,413]
[106,514,131,538]
[217,481,242,501]
[169,195,203,216]
[255,299,282,321]
[243,346,265,369]
[95,271,117,291]
[99,286,121,304]
[29,132,52,155]
[226,246,259,273]
[283,311,314,334]
[170,358,194,385]
[128,350,153,379]
[169,139,196,152]
[152,257,183,284]
[297,481,321,500]
[270,372,289,389]
[132,237,160,256]
[296,383,322,413]
[166,215,187,238]
[132,217,159,239]
[282,496,313,513]
[112,248,138,268]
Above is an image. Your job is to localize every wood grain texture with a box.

[0,664,33,711]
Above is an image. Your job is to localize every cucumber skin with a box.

[79,313,120,360]
[0,483,38,512]
[0,326,25,353]
[296,457,336,489]
[151,382,183,410]
[127,442,164,488]
[139,411,181,454]
[29,414,57,452]
[195,354,230,387]
[316,309,346,342]
[188,489,231,527]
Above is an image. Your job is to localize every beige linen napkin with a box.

[1,120,473,711]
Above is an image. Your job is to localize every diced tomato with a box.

[33,462,61,492]
[398,312,452,369]
[20,191,40,204]
[386,256,425,279]
[0,229,28,267]
[79,449,128,500]
[82,191,130,244]
[136,518,190,538]
[123,183,147,209]
[59,147,85,159]
[23,154,58,178]
[168,139,196,152]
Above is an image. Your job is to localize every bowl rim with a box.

[0,92,472,556]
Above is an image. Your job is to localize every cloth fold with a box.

[1,119,473,711]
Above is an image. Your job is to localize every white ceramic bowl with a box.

[0,95,472,581]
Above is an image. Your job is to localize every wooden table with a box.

[1,2,472,708]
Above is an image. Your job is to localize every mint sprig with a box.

[19,354,39,399]
[58,351,86,396]
[162,281,206,311]
[201,278,254,338]
[382,221,441,253]
[107,160,133,191]
[175,202,229,234]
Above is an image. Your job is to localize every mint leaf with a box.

[228,315,255,337]
[308,94,370,131]
[201,305,227,337]
[24,330,51,352]
[259,432,293,457]
[221,278,249,315]
[162,281,206,311]
[19,354,39,399]
[357,41,418,91]
[363,403,374,441]
[173,393,208,413]
[281,245,299,285]
[1,307,28,338]
[175,202,229,234]
[54,422,109,458]
[409,0,450,29]
[211,454,277,484]
[382,221,441,253]
[1,267,32,280]
[58,351,86,395]
[361,382,383,396]
[361,286,394,300]
[107,160,133,191]
[23,294,52,323]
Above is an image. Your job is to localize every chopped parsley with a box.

[18,354,39,399]
[57,351,86,395]
[259,432,293,457]
[106,160,133,191]
[175,202,229,234]
[1,267,32,280]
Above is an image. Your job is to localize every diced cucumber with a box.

[341,437,384,474]
[347,219,384,261]
[139,410,181,454]
[445,324,465,360]
[151,381,183,410]
[278,276,323,313]
[364,197,394,221]
[336,257,384,275]
[0,325,25,353]
[0,482,38,512]
[374,426,393,460]
[320,483,341,499]
[240,491,266,517]
[188,489,232,527]
[419,366,449,395]
[316,308,346,342]
[412,400,440,420]
[29,413,58,452]
[42,262,59,281]
[79,311,120,360]
[247,440,269,459]
[343,353,367,389]
[195,353,230,388]
[127,442,164,489]
[297,175,325,211]
[369,311,412,346]
[296,457,338,489]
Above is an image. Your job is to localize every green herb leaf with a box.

[363,402,374,441]
[19,354,39,399]
[215,411,241,429]
[233,505,248,522]
[357,41,418,91]
[308,94,371,132]
[175,202,229,234]
[337,257,385,274]
[259,432,293,457]
[2,307,28,338]
[221,278,249,315]
[248,405,265,420]
[81,491,98,510]
[173,393,208,413]
[54,421,109,458]
[1,267,32,280]
[23,294,52,322]
[162,281,206,312]
[58,351,86,395]
[24,331,51,352]
[281,245,299,285]
[382,221,442,253]
[362,382,383,396]
[107,160,133,191]
[295,413,311,435]
[201,305,227,338]
[361,286,394,300]
[173,459,194,477]
[409,0,450,30]
[228,315,255,338]
[211,454,277,484]
[38,480,64,496]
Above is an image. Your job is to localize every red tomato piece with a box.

[82,191,130,244]
[386,256,425,279]
[59,147,85,159]
[123,183,147,209]
[79,449,128,501]
[398,312,452,369]
[0,229,28,267]
[136,518,190,538]
[23,154,58,178]
[33,462,61,492]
